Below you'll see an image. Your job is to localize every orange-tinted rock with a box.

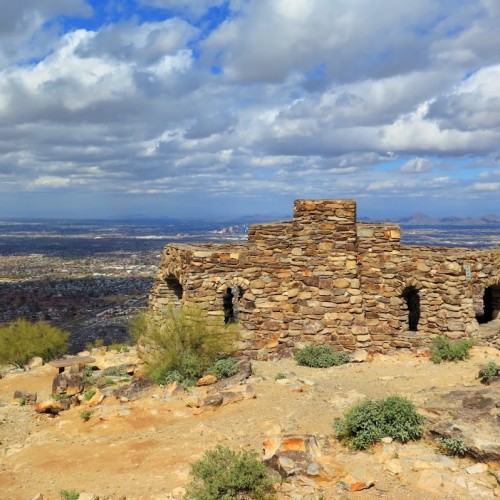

[34,400,64,414]
[196,374,217,386]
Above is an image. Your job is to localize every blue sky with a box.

[0,0,499,219]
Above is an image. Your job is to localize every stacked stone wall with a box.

[148,200,500,357]
[356,223,402,350]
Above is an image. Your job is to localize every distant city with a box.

[0,216,498,353]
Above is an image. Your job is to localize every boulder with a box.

[263,434,328,479]
[112,378,154,401]
[196,374,217,386]
[350,349,368,363]
[425,387,500,462]
[52,373,84,396]
[201,394,224,408]
[13,390,37,404]
[27,357,44,370]
[88,389,105,407]
[34,400,67,414]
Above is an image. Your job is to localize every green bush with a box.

[83,389,96,401]
[130,306,238,385]
[295,345,349,368]
[0,319,68,368]
[60,490,80,500]
[430,336,474,364]
[210,358,238,379]
[437,437,468,457]
[147,369,185,386]
[79,410,92,422]
[82,365,95,387]
[334,395,424,450]
[101,364,128,377]
[479,361,500,378]
[186,445,275,500]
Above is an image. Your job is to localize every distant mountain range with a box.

[227,213,500,227]
[361,213,500,226]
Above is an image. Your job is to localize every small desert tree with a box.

[130,306,238,385]
[0,318,68,368]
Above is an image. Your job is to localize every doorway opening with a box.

[476,285,500,324]
[402,286,420,331]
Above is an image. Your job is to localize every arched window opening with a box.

[157,275,183,308]
[222,284,243,324]
[402,286,420,331]
[231,285,243,321]
[477,285,500,324]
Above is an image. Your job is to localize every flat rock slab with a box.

[49,356,95,373]
[422,386,500,462]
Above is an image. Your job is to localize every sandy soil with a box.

[1,345,499,500]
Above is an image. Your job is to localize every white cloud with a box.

[0,0,91,68]
[367,180,417,192]
[472,182,500,191]
[400,158,432,173]
[479,169,500,178]
[28,176,72,189]
[0,0,500,217]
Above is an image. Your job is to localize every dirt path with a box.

[1,346,499,500]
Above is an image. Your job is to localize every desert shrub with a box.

[0,319,68,368]
[130,306,238,385]
[479,361,500,378]
[334,395,424,450]
[274,372,286,380]
[82,365,95,386]
[146,368,185,386]
[437,437,468,457]
[430,336,474,364]
[52,393,69,402]
[83,389,96,401]
[60,490,80,500]
[210,358,238,379]
[295,345,349,368]
[79,410,92,422]
[186,445,275,500]
[101,364,128,377]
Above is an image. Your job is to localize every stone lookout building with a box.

[149,199,500,358]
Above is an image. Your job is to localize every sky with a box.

[0,0,499,220]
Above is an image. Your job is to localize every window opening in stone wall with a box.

[477,285,500,324]
[402,286,420,331]
[231,285,243,322]
[160,276,183,307]
[222,285,243,324]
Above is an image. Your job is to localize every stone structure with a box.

[149,200,500,357]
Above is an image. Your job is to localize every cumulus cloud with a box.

[0,0,91,68]
[426,65,500,131]
[400,158,433,173]
[0,0,500,217]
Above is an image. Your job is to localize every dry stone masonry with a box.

[149,199,500,358]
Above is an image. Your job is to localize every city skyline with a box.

[1,1,499,219]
